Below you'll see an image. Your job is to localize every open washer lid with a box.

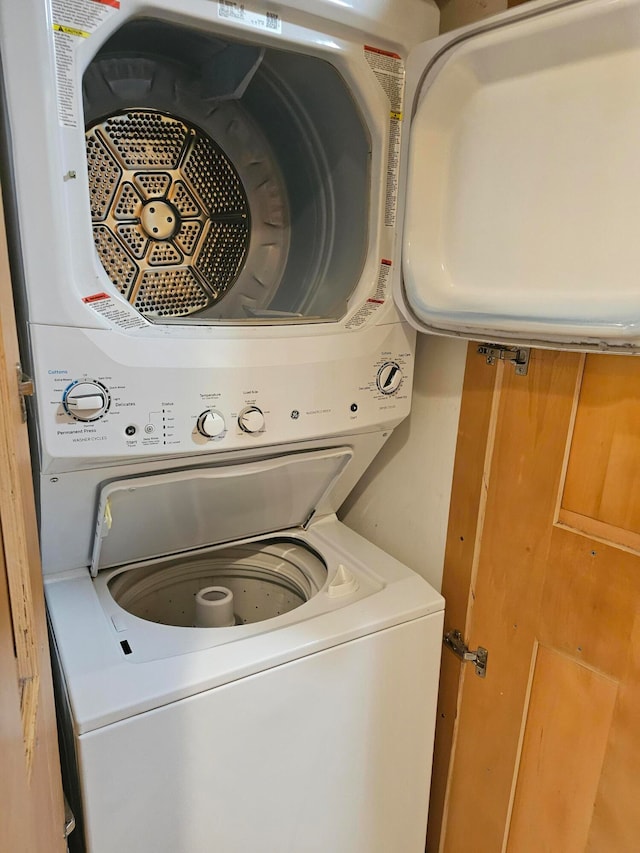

[90,448,352,576]
[398,0,640,351]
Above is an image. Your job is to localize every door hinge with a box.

[64,794,76,841]
[16,364,34,423]
[477,344,530,376]
[444,629,488,678]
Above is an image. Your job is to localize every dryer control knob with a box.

[376,362,403,395]
[197,410,226,439]
[62,381,110,421]
[238,406,265,434]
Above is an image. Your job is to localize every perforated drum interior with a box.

[82,19,371,324]
[87,110,251,318]
[107,539,327,628]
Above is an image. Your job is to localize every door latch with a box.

[16,363,34,423]
[477,344,530,376]
[444,629,488,678]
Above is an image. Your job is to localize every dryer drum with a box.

[86,109,252,318]
[82,20,370,323]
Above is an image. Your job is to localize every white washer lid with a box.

[399,0,640,349]
[90,448,352,576]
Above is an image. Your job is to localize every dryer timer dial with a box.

[62,380,110,421]
[376,362,403,395]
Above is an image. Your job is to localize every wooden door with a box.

[429,347,640,852]
[0,187,67,852]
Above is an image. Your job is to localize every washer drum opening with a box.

[107,540,328,628]
[83,19,370,324]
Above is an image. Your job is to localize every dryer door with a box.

[398,0,640,352]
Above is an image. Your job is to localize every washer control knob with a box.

[62,381,110,421]
[376,362,403,395]
[238,405,265,434]
[197,410,226,439]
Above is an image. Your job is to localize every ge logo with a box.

[290,410,300,420]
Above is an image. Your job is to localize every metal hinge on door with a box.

[16,363,34,423]
[63,794,76,852]
[443,629,488,678]
[64,795,75,841]
[477,344,530,376]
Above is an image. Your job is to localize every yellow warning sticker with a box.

[364,45,406,228]
[52,0,119,127]
[52,23,90,38]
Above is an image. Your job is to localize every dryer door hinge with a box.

[444,629,488,678]
[16,364,34,423]
[477,344,530,375]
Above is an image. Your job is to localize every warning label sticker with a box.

[82,292,150,331]
[364,46,405,228]
[345,260,392,330]
[217,1,282,34]
[52,0,119,128]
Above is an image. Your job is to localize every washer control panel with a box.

[33,323,414,473]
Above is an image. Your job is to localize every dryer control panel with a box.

[31,323,415,474]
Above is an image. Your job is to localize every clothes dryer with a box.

[3,0,633,503]
[0,0,439,491]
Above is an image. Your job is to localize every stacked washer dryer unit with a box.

[0,1,443,852]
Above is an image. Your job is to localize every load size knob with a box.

[62,380,110,421]
[197,410,226,439]
[376,362,403,395]
[238,406,265,433]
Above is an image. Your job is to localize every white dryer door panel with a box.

[399,0,640,351]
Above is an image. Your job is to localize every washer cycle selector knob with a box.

[238,406,265,433]
[376,362,403,395]
[62,381,110,421]
[197,410,226,439]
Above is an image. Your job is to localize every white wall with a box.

[339,334,467,591]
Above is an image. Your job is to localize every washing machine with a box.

[2,0,640,850]
[46,447,445,852]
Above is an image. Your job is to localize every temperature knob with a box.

[238,405,265,433]
[62,380,110,421]
[197,410,226,439]
[376,362,403,395]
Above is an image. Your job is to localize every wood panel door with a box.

[0,187,67,852]
[430,347,640,852]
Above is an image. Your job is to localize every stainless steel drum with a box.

[87,110,251,318]
[82,19,370,323]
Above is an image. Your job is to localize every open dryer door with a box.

[397,0,640,352]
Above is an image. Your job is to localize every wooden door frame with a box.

[0,182,66,852]
[427,344,499,852]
